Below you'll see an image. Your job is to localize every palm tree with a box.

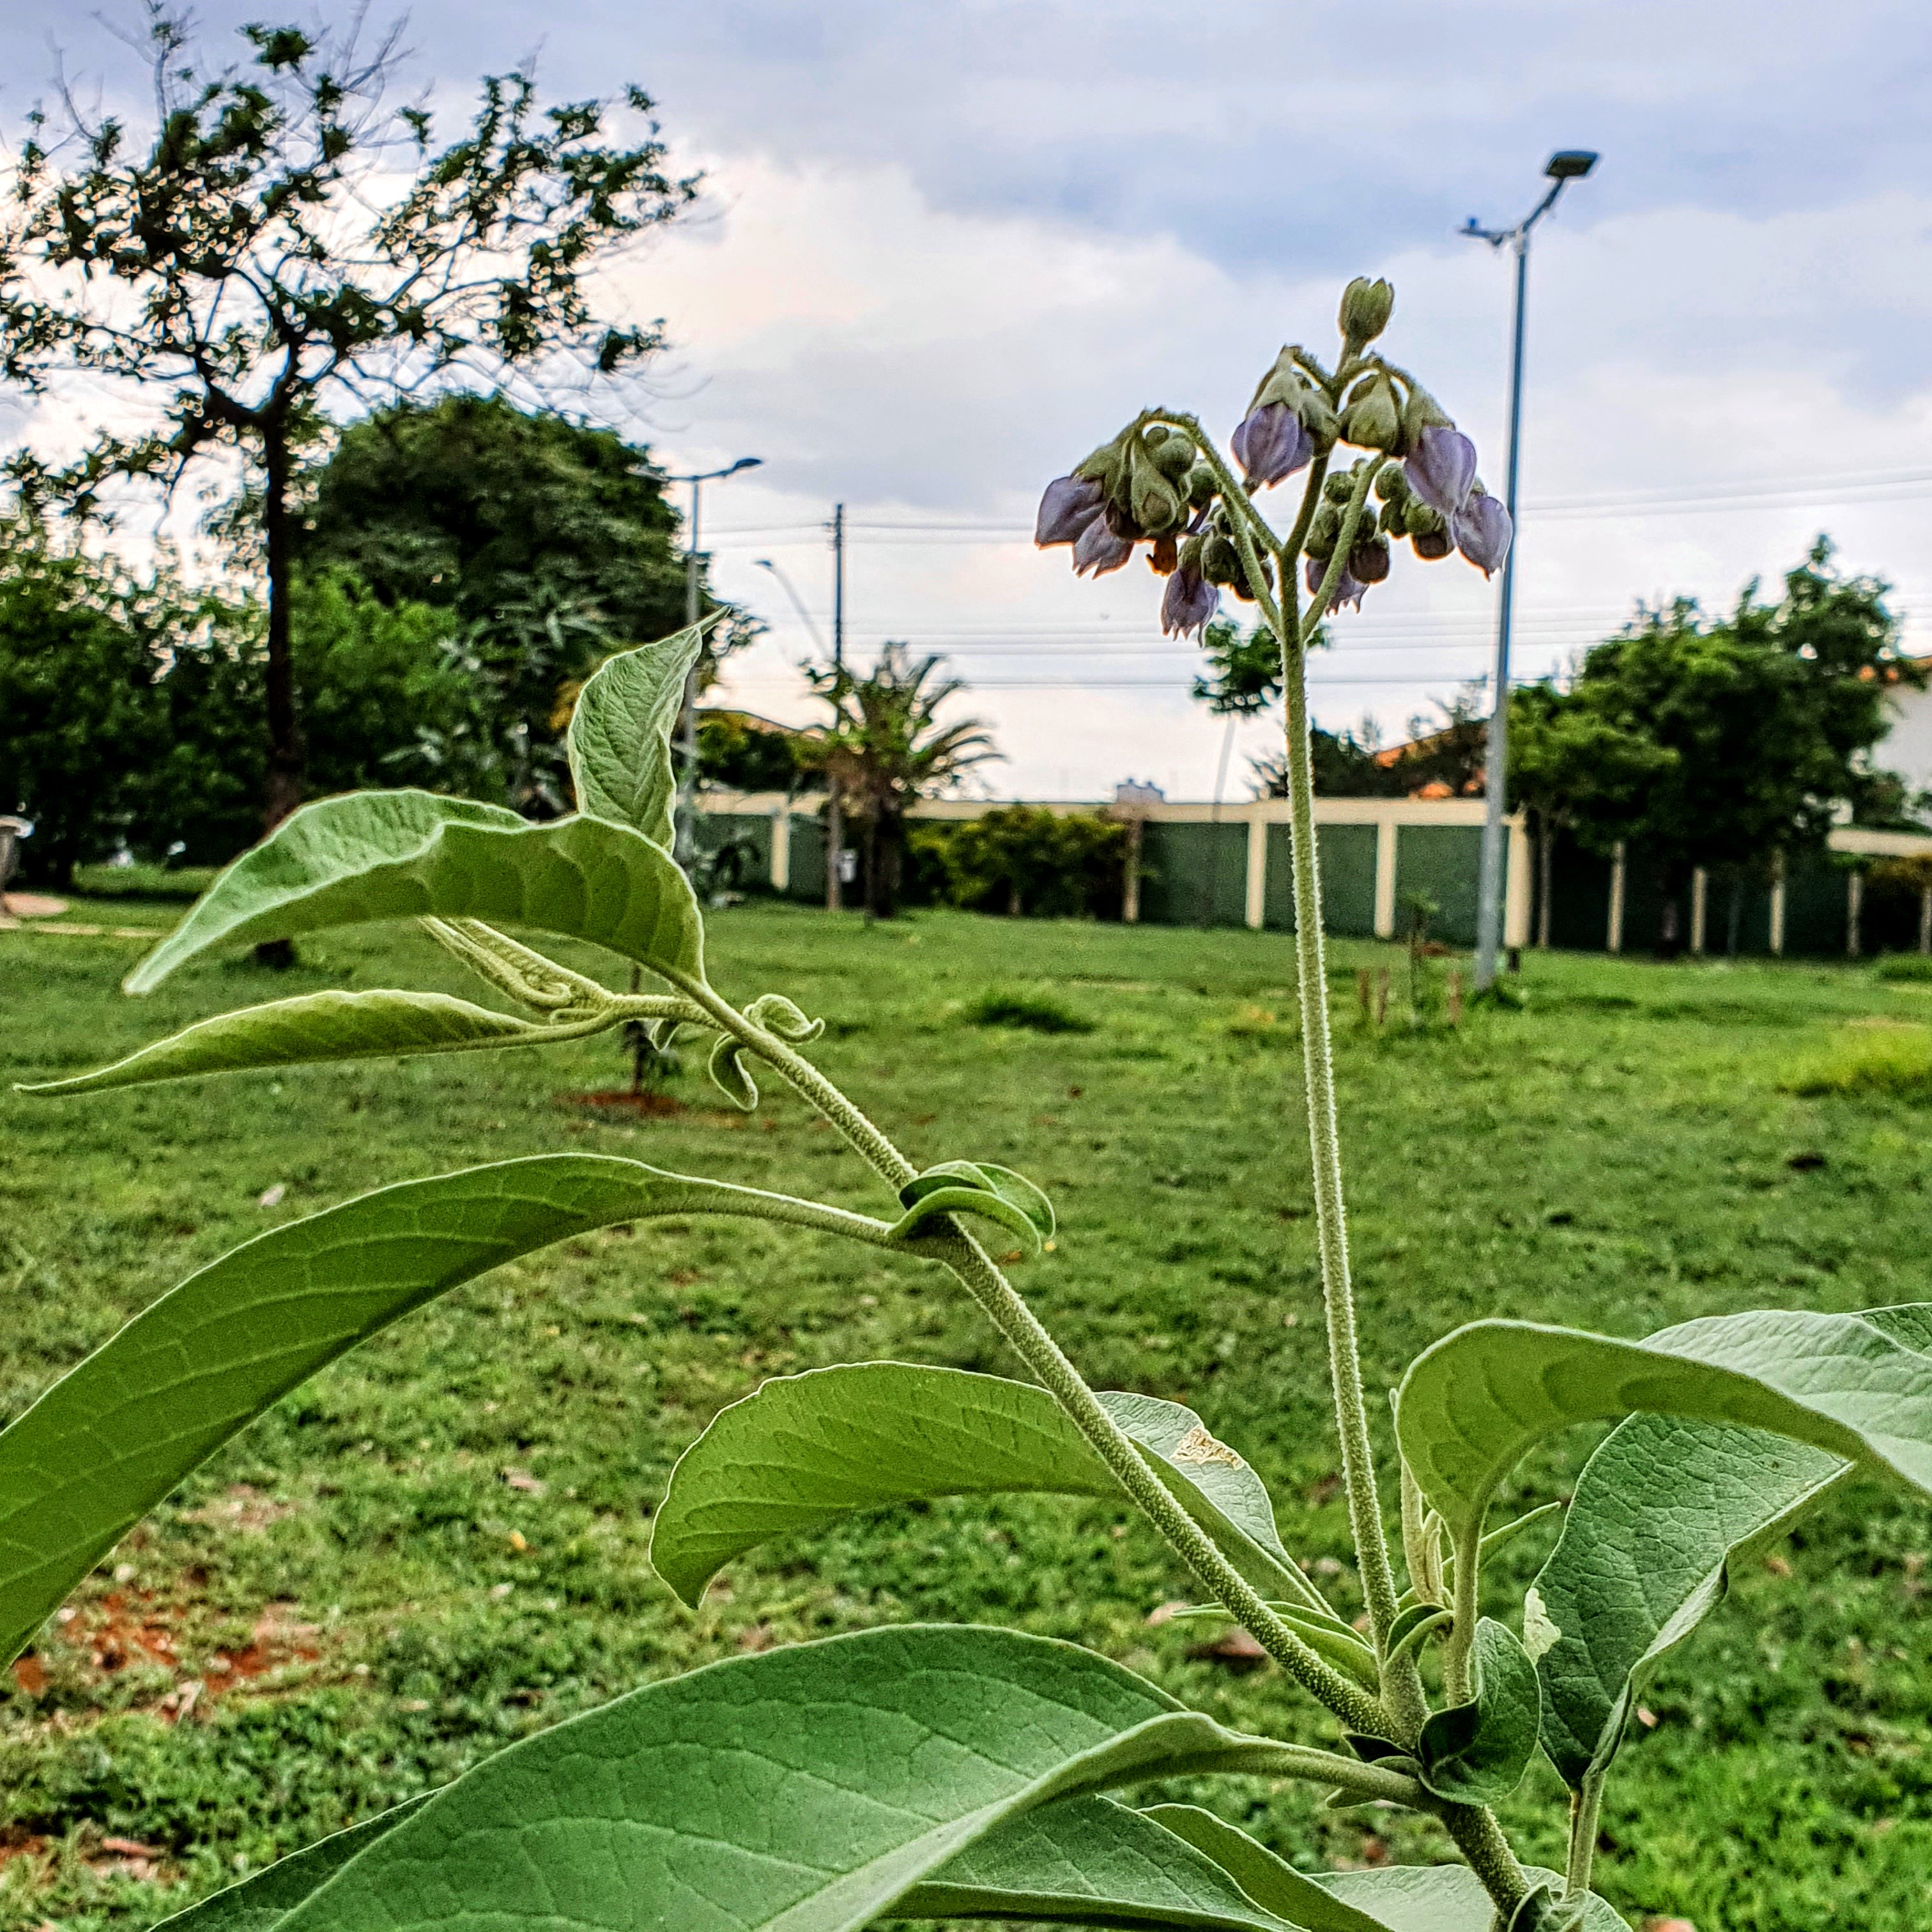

[804,643,998,918]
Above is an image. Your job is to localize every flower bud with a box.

[1374,464,1410,505]
[1452,491,1513,577]
[1034,473,1106,548]
[1405,424,1478,518]
[1342,372,1402,452]
[1349,536,1392,585]
[1147,425,1196,482]
[1230,552,1274,603]
[1377,498,1406,537]
[1126,436,1186,535]
[1411,526,1453,562]
[1230,401,1312,489]
[1200,532,1241,585]
[1162,567,1219,638]
[1322,471,1356,505]
[1338,276,1394,348]
[1305,502,1342,560]
[1183,462,1218,510]
[1073,507,1135,577]
[1306,553,1367,613]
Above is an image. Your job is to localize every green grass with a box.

[68,865,221,902]
[3,903,1931,1931]
[961,983,1096,1033]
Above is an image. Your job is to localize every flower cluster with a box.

[1035,275,1513,642]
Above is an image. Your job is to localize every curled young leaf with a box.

[1382,1602,1453,1667]
[708,1031,759,1110]
[17,989,589,1097]
[744,991,825,1043]
[1414,1616,1541,1806]
[890,1158,1056,1252]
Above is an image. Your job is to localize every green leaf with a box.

[1161,1602,1379,1692]
[895,1795,1322,1930]
[1528,1413,1848,1790]
[708,1030,759,1110]
[1318,1867,1630,1932]
[18,990,581,1096]
[650,1362,1331,1614]
[1382,1602,1452,1666]
[1395,1305,1932,1539]
[150,1802,429,1932]
[270,1624,1312,1932]
[889,1159,1057,1254]
[125,792,704,994]
[1415,1617,1541,1806]
[0,1154,896,1667]
[567,625,702,843]
[1137,1805,1397,1931]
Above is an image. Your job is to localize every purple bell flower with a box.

[1160,568,1218,639]
[1036,473,1106,548]
[1452,494,1513,578]
[1230,402,1312,489]
[1305,554,1367,614]
[1405,424,1478,518]
[1073,511,1135,578]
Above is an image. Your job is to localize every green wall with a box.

[1262,823,1379,935]
[1135,820,1250,928]
[1394,824,1490,946]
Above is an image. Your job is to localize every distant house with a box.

[1880,663,1932,801]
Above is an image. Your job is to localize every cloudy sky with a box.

[6,2,1932,799]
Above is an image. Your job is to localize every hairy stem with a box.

[1566,1770,1607,1899]
[1445,1521,1482,1705]
[677,971,1390,1735]
[1441,1800,1533,1920]
[1269,553,1405,1660]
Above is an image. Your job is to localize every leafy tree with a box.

[0,5,695,834]
[297,395,749,809]
[804,644,999,918]
[696,709,820,795]
[1553,540,1917,949]
[0,526,171,884]
[1506,681,1675,947]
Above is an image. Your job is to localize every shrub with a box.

[963,985,1096,1034]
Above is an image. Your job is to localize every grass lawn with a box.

[3,897,1931,1931]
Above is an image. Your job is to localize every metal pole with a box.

[826,503,845,910]
[675,475,703,867]
[1473,231,1532,990]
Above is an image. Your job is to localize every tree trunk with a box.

[861,812,882,921]
[256,425,306,968]
[1726,873,1744,958]
[1536,814,1554,949]
[261,425,305,832]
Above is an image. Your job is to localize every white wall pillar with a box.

[1919,883,1931,954]
[1244,815,1268,931]
[1607,842,1627,954]
[770,807,791,893]
[1847,868,1864,959]
[1690,868,1708,954]
[1503,820,1532,949]
[1373,818,1398,940]
[1769,852,1786,956]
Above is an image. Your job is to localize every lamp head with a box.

[1544,150,1598,181]
[726,456,763,476]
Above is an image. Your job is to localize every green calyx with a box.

[1338,275,1394,349]
[1342,371,1402,453]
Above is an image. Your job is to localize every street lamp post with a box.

[1462,149,1597,990]
[669,456,762,867]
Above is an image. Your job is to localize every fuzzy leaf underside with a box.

[1414,1617,1542,1805]
[125,790,703,993]
[1529,1413,1850,1790]
[566,625,703,844]
[0,1154,889,1667]
[19,989,567,1096]
[1395,1305,1932,1538]
[650,1361,1322,1612]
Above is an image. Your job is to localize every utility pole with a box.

[668,456,762,868]
[826,502,846,910]
[1462,149,1597,990]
